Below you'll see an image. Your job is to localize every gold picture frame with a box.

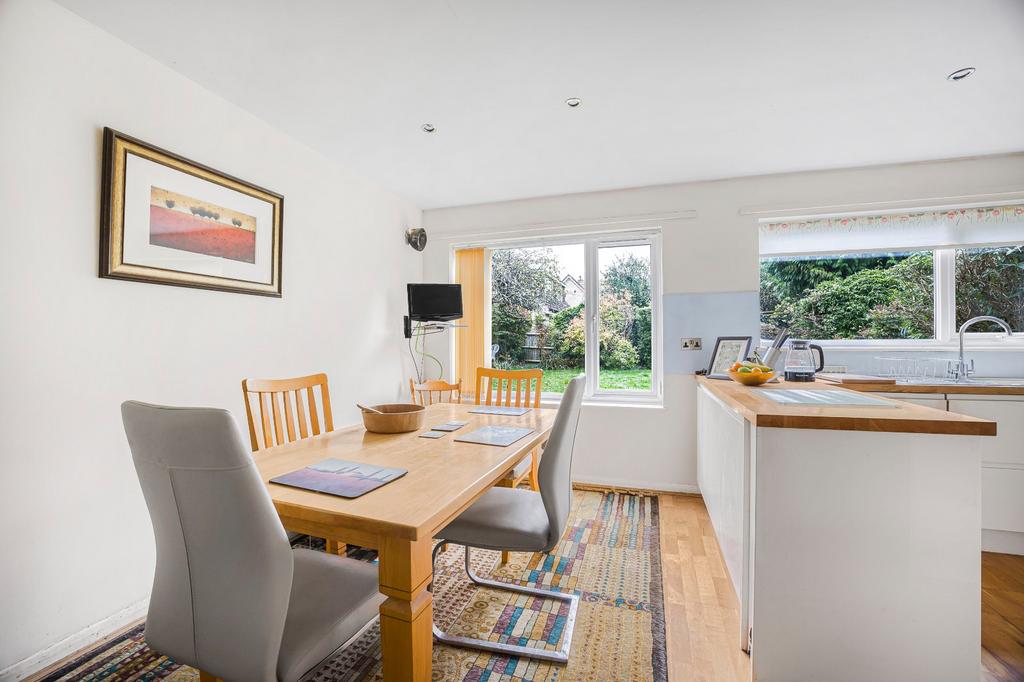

[100,127,283,296]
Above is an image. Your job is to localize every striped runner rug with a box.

[40,490,666,682]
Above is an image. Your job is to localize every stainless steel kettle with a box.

[783,340,824,382]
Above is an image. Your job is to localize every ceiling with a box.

[57,0,1024,209]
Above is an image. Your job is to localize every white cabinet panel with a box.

[981,467,1024,532]
[874,392,947,410]
[696,387,748,603]
[696,386,751,650]
[947,396,1024,548]
[948,398,1024,466]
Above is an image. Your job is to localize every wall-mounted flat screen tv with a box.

[407,283,463,321]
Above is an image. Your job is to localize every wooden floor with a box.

[26,491,1024,681]
[657,493,1024,682]
[659,493,751,682]
[983,551,1024,681]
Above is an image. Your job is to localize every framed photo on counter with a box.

[707,336,752,378]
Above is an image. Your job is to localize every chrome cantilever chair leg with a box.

[429,542,579,663]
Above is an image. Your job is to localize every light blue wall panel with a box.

[663,291,761,375]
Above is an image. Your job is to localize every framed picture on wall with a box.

[99,127,283,296]
[707,336,752,379]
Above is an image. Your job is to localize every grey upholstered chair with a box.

[122,401,385,682]
[432,375,585,663]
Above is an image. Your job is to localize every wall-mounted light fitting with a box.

[405,227,427,251]
[421,123,436,133]
[565,97,582,108]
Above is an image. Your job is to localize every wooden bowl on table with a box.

[360,403,425,434]
[727,369,775,386]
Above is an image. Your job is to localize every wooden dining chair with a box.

[241,373,346,555]
[475,367,546,563]
[409,378,462,405]
[475,367,543,410]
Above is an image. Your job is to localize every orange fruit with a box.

[750,367,762,374]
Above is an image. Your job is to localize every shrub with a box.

[492,303,531,362]
[600,332,639,369]
[557,316,586,362]
[632,306,652,368]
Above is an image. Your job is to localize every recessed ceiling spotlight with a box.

[421,123,436,133]
[565,97,582,108]
[947,67,976,82]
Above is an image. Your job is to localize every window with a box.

[485,231,660,401]
[597,243,653,390]
[760,250,935,341]
[955,245,1024,332]
[758,205,1024,344]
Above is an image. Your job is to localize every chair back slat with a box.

[320,384,334,432]
[474,368,543,408]
[242,374,334,451]
[409,379,462,406]
[294,390,309,439]
[271,393,284,446]
[258,393,273,451]
[282,393,296,442]
[306,386,320,436]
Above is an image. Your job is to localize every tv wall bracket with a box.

[404,316,466,339]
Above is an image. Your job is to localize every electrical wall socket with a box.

[680,337,702,350]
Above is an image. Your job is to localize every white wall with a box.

[0,0,422,675]
[422,153,1024,493]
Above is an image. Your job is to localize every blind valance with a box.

[759,204,1024,256]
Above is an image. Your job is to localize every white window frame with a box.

[759,242,1024,350]
[463,228,663,406]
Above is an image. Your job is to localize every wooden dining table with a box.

[253,402,558,681]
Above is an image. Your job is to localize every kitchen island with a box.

[838,380,1024,555]
[696,377,995,682]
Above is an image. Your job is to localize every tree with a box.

[490,248,565,362]
[491,248,565,312]
[769,253,933,340]
[761,252,936,340]
[492,303,532,362]
[602,254,651,307]
[955,245,1024,331]
[860,254,934,339]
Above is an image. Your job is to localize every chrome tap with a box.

[955,316,1013,382]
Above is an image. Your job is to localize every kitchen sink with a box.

[896,377,1024,387]
[960,377,1024,387]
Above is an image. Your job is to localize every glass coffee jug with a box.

[783,340,825,382]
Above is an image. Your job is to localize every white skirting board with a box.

[0,599,148,681]
[573,476,699,494]
[983,529,1024,555]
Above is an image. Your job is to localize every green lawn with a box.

[504,366,652,393]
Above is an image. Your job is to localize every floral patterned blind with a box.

[760,204,1024,256]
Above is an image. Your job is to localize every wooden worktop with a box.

[696,376,996,436]
[840,381,1024,396]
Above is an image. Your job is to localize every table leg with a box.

[378,536,433,681]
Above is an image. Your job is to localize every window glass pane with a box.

[490,244,585,394]
[955,244,1024,332]
[760,251,934,340]
[598,244,653,391]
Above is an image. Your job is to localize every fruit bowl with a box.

[727,369,775,386]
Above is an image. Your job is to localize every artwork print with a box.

[100,128,283,296]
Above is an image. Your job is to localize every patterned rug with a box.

[40,491,666,682]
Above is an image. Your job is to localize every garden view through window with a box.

[955,245,1024,332]
[490,240,654,394]
[760,244,1023,340]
